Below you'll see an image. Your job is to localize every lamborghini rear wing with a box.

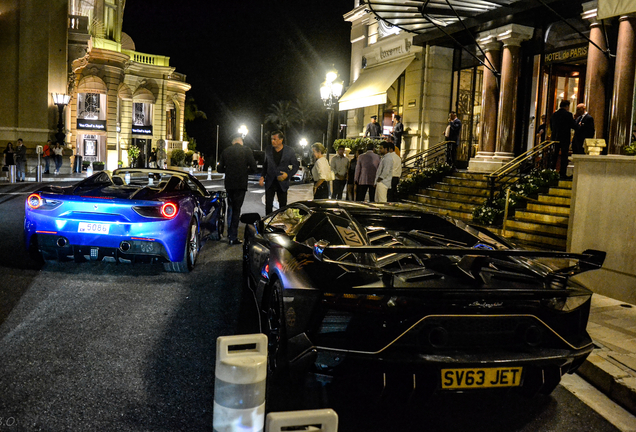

[312,240,606,273]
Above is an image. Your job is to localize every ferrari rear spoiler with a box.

[312,240,606,272]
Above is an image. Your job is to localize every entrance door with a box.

[540,64,586,135]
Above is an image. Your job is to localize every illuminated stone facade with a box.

[0,0,190,173]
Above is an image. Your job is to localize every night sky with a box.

[122,0,352,156]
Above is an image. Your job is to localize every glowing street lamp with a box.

[320,67,343,154]
[299,138,308,149]
[238,125,248,138]
[52,93,71,145]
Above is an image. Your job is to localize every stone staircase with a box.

[503,180,572,250]
[404,170,572,251]
[406,172,490,221]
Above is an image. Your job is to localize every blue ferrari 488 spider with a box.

[24,168,225,272]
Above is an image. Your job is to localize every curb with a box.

[578,353,636,416]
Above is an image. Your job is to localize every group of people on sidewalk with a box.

[216,128,407,244]
[2,139,66,181]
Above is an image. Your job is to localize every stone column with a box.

[494,24,534,160]
[467,33,502,173]
[609,15,636,154]
[584,3,610,139]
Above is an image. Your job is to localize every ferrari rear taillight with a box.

[160,202,178,219]
[27,194,42,209]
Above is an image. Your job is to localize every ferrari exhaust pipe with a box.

[119,241,131,252]
[56,237,67,247]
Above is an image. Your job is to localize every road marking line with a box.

[561,373,636,432]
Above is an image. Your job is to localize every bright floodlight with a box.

[326,70,337,83]
[320,82,331,101]
[238,125,248,138]
[300,138,308,148]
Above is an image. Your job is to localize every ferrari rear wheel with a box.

[217,203,226,240]
[164,218,199,273]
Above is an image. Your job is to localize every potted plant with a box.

[127,145,140,167]
[82,161,91,171]
[118,160,123,169]
[93,161,105,171]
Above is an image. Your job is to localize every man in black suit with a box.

[550,100,576,178]
[572,103,595,155]
[217,133,257,245]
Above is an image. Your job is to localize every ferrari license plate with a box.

[441,367,523,390]
[78,222,110,234]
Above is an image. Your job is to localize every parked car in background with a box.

[24,168,225,272]
[292,159,311,183]
[241,201,605,397]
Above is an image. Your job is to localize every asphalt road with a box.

[0,179,623,431]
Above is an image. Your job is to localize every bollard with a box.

[36,165,42,182]
[266,409,338,432]
[86,162,93,176]
[189,166,194,176]
[207,166,212,181]
[213,333,268,432]
[9,165,16,183]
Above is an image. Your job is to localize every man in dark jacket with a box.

[259,131,299,214]
[444,112,461,166]
[15,138,27,182]
[364,115,382,139]
[572,103,595,155]
[550,100,576,178]
[217,133,257,245]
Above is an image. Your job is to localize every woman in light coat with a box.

[311,143,331,199]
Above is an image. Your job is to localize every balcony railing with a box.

[122,49,170,67]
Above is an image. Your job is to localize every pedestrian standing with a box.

[311,143,331,200]
[148,148,157,168]
[536,115,547,145]
[354,143,380,202]
[198,153,205,171]
[374,142,394,203]
[43,140,52,174]
[217,133,257,245]
[53,143,64,175]
[387,143,402,202]
[444,112,461,167]
[364,115,382,139]
[392,115,403,157]
[346,150,359,201]
[329,145,349,199]
[3,143,15,178]
[15,138,27,182]
[550,100,576,178]
[259,131,299,214]
[192,151,199,169]
[572,103,595,155]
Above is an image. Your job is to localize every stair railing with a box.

[401,141,449,178]
[486,140,557,201]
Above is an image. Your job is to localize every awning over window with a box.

[598,0,636,19]
[338,56,414,111]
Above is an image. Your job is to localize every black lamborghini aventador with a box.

[240,200,605,396]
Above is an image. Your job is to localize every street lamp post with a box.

[52,93,71,145]
[299,137,308,157]
[320,68,343,155]
[239,125,248,139]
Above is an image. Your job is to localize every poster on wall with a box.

[84,139,97,156]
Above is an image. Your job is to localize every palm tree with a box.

[264,100,297,137]
[292,96,322,136]
[184,97,207,123]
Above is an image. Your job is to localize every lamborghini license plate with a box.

[78,222,110,234]
[441,367,523,389]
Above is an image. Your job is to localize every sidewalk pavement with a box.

[579,293,636,415]
[2,174,635,414]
